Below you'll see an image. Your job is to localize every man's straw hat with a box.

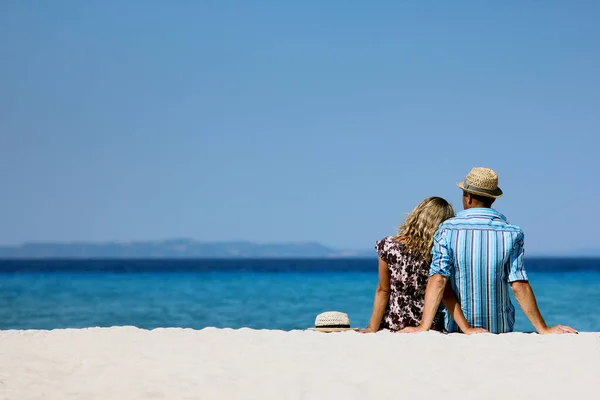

[308,311,358,332]
[457,167,503,198]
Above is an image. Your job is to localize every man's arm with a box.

[508,232,577,334]
[511,281,576,334]
[417,273,447,331]
[442,284,487,334]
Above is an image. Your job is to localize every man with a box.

[402,167,577,334]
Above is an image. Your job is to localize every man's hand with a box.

[398,325,427,333]
[538,325,578,334]
[463,327,489,335]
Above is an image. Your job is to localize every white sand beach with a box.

[1,327,599,400]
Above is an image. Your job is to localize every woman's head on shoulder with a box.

[395,196,455,262]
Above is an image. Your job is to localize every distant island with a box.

[0,239,375,259]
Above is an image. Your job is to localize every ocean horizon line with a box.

[1,257,599,274]
[1,255,600,260]
[1,239,598,259]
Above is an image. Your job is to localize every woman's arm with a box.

[442,283,488,334]
[360,256,391,333]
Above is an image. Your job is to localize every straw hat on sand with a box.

[456,167,503,198]
[308,311,358,332]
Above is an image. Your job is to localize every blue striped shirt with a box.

[429,208,528,334]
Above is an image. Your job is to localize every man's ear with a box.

[465,193,473,205]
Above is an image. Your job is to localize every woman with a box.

[361,196,478,333]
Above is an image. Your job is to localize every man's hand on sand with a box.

[539,325,578,334]
[398,325,427,333]
[399,326,489,334]
[463,327,489,334]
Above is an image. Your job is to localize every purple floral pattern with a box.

[375,236,444,331]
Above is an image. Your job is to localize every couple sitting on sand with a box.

[362,167,577,335]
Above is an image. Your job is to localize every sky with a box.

[1,1,599,255]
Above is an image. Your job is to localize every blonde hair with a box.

[394,197,455,263]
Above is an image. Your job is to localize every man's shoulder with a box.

[438,209,524,234]
[502,221,524,234]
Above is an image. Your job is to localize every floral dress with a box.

[375,236,445,332]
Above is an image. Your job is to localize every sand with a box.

[1,327,599,400]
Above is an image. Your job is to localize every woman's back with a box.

[376,236,444,331]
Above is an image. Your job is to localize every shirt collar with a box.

[456,207,507,221]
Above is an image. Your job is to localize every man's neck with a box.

[465,205,491,210]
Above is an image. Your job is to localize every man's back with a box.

[430,207,528,333]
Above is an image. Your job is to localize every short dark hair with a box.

[463,190,495,208]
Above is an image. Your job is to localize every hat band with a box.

[314,324,351,328]
[463,181,499,195]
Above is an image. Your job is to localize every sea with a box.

[1,258,599,332]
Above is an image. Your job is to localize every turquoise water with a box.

[1,260,599,332]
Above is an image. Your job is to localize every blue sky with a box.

[1,1,598,255]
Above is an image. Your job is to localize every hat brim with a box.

[308,327,358,333]
[457,181,503,199]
